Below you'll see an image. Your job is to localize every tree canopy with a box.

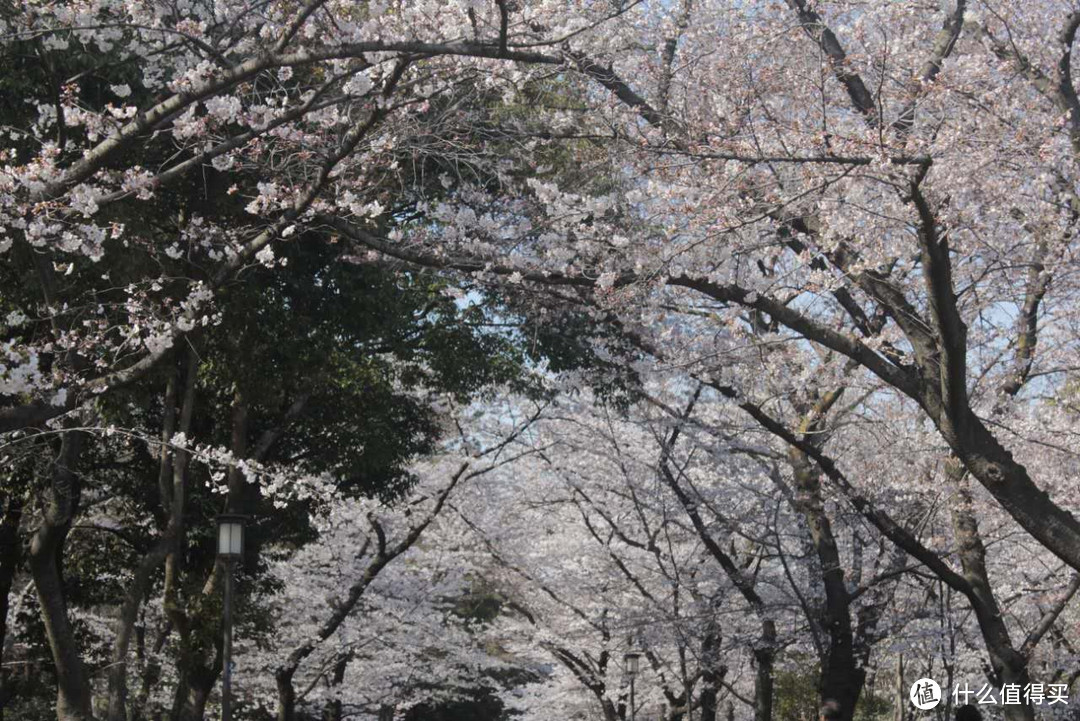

[2,1,1080,721]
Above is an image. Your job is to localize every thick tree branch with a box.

[783,0,877,121]
[894,0,967,133]
[908,178,968,418]
[699,379,974,595]
[1019,573,1080,658]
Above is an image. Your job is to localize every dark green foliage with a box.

[774,657,893,721]
[774,659,822,721]
[0,24,647,719]
[401,687,506,721]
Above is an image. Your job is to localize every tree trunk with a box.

[949,465,1035,721]
[107,542,170,721]
[322,653,350,721]
[699,622,725,721]
[601,697,623,721]
[893,656,904,721]
[0,494,24,720]
[29,430,94,721]
[177,672,215,721]
[752,640,775,721]
[109,369,180,721]
[276,667,297,721]
[161,351,205,721]
[132,623,168,721]
[789,448,864,721]
[170,642,219,721]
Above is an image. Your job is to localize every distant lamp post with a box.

[216,514,245,721]
[624,652,641,721]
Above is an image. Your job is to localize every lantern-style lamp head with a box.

[623,652,641,677]
[216,514,246,560]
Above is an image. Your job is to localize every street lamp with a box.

[216,514,245,721]
[624,652,641,721]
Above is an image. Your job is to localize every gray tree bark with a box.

[0,494,24,719]
[28,430,94,721]
[948,463,1035,721]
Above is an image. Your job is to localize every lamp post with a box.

[624,652,641,721]
[216,514,245,721]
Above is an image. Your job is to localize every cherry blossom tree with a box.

[438,381,1080,720]
[7,1,1080,720]
[323,1,1080,714]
